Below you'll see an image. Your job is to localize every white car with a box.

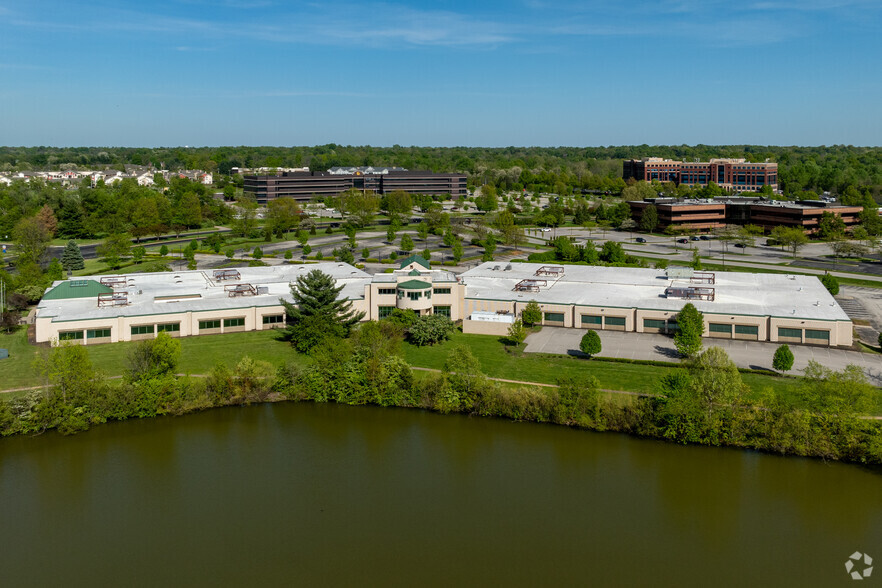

[541,228,551,232]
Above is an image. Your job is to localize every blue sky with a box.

[1,0,880,147]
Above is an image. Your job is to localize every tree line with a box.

[4,144,882,200]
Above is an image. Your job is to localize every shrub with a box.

[579,330,602,357]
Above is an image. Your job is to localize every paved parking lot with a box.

[525,327,882,385]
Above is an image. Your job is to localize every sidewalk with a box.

[524,327,882,386]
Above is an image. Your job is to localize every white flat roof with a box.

[460,262,850,322]
[37,263,372,323]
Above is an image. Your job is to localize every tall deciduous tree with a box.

[521,300,542,326]
[13,215,51,267]
[640,204,659,233]
[772,344,794,373]
[507,318,527,345]
[280,269,365,352]
[97,233,131,269]
[674,303,704,358]
[400,234,414,253]
[266,197,302,236]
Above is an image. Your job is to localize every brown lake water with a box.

[1,402,881,587]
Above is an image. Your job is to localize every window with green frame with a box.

[378,288,396,295]
[199,320,221,330]
[59,330,84,341]
[734,324,758,335]
[581,315,602,325]
[544,312,565,322]
[434,306,451,317]
[131,325,154,336]
[223,318,245,328]
[643,318,666,329]
[262,315,284,325]
[778,327,802,339]
[378,306,395,319]
[87,328,111,339]
[157,323,180,332]
[433,288,451,295]
[407,291,422,300]
[805,329,829,341]
[709,323,732,334]
[605,316,626,326]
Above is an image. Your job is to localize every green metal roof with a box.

[398,254,430,270]
[43,280,113,300]
[397,279,432,290]
[408,269,422,276]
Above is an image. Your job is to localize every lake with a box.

[1,403,880,587]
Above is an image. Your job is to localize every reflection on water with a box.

[1,403,881,587]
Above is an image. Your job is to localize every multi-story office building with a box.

[623,158,778,192]
[243,167,468,205]
[628,197,862,233]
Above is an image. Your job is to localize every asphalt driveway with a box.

[524,327,882,385]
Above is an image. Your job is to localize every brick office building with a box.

[623,158,778,192]
[628,197,863,233]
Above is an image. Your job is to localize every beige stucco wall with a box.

[36,303,298,345]
[462,319,511,336]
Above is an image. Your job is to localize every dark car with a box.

[690,236,700,241]
[734,243,746,248]
[677,238,689,244]
[699,235,710,241]
[635,237,646,243]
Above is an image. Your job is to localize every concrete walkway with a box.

[524,327,882,385]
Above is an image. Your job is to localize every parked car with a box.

[677,238,689,244]
[690,236,700,241]
[699,235,711,241]
[734,243,746,248]
[635,237,646,243]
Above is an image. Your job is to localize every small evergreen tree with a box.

[159,244,169,256]
[284,250,293,260]
[772,344,794,373]
[252,247,263,259]
[579,330,602,358]
[60,240,85,272]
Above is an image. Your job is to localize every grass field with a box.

[0,329,303,392]
[3,327,879,414]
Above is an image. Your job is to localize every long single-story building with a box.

[458,262,853,346]
[35,257,852,348]
[34,256,465,345]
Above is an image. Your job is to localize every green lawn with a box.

[401,330,865,411]
[0,329,303,391]
[3,326,878,414]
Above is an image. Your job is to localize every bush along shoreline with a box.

[1,326,881,467]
